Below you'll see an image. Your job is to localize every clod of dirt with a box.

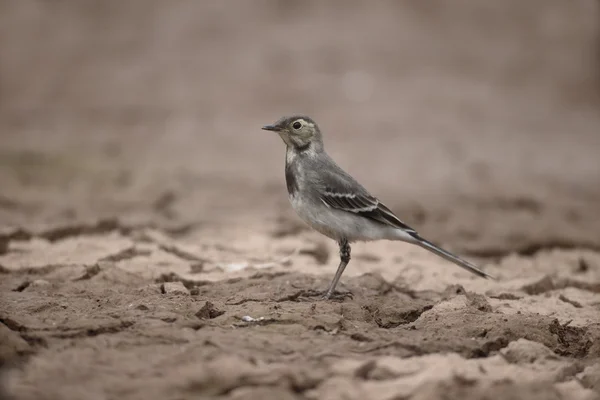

[353,360,378,379]
[312,315,346,333]
[0,323,32,365]
[196,301,225,320]
[577,364,600,392]
[549,319,592,358]
[189,261,205,274]
[522,275,555,295]
[500,339,559,364]
[441,284,467,299]
[155,272,206,289]
[12,281,31,292]
[465,292,492,312]
[364,302,434,329]
[72,264,102,281]
[558,294,583,308]
[161,282,189,295]
[350,333,373,343]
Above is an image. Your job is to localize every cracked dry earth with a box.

[1,221,600,400]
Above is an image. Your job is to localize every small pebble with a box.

[241,316,265,322]
[161,282,189,295]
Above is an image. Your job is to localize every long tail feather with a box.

[412,235,495,280]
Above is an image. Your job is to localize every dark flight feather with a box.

[320,190,417,234]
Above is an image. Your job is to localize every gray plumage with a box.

[263,115,494,299]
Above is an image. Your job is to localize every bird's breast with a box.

[285,149,303,198]
[285,162,299,198]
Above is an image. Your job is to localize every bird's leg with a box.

[323,239,351,299]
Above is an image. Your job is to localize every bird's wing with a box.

[311,156,495,279]
[320,189,494,278]
[320,188,417,234]
[311,153,417,233]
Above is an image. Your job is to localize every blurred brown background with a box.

[1,0,600,254]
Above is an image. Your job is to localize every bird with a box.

[262,115,495,299]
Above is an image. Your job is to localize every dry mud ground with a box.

[2,2,600,400]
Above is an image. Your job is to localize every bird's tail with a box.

[411,234,495,280]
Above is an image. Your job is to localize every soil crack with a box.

[522,276,600,295]
[158,244,207,262]
[155,272,210,289]
[99,246,150,262]
[467,241,600,258]
[53,320,136,339]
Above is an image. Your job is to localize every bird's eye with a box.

[292,121,302,130]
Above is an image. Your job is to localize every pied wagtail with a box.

[263,115,494,299]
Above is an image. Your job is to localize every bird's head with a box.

[262,115,323,151]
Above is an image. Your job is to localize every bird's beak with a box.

[262,124,280,132]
